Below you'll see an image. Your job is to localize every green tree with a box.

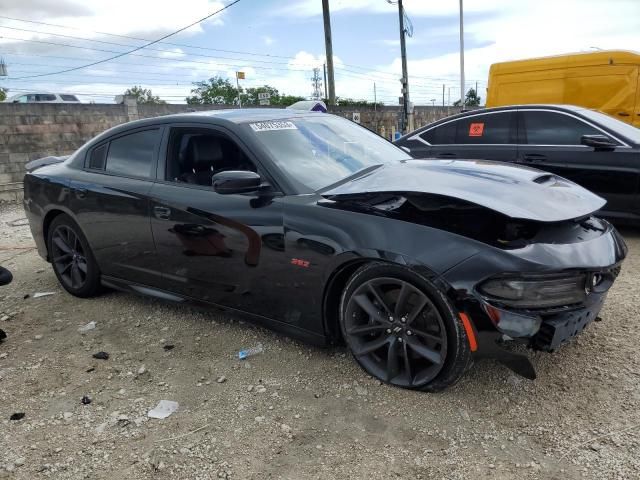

[453,88,481,107]
[274,94,306,106]
[123,86,166,104]
[186,76,239,105]
[335,97,383,108]
[241,85,280,106]
[0,88,6,102]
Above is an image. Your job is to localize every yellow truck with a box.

[486,50,640,127]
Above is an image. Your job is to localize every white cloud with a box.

[263,35,275,46]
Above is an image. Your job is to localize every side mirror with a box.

[212,170,262,195]
[581,134,617,151]
[0,267,13,287]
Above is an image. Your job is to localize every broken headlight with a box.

[478,274,587,309]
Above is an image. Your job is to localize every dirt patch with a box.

[0,202,638,479]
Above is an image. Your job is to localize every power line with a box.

[4,0,242,80]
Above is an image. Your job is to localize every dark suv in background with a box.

[395,105,640,224]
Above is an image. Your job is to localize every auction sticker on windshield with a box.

[250,121,298,132]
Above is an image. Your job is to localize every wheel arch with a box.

[322,256,444,345]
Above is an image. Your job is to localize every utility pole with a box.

[374,82,378,131]
[442,84,445,107]
[323,63,328,100]
[322,0,336,105]
[459,0,465,109]
[397,0,412,133]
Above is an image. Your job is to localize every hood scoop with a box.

[322,160,606,222]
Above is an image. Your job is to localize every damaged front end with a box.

[322,191,626,380]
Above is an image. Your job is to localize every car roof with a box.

[166,108,323,123]
[396,104,599,141]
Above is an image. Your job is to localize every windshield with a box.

[246,115,410,191]
[578,109,640,144]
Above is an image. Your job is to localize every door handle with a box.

[74,188,88,199]
[436,152,457,158]
[153,206,171,220]
[522,154,547,162]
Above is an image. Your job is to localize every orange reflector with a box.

[459,312,478,352]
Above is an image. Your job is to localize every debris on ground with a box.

[9,412,25,421]
[92,351,109,360]
[216,375,227,383]
[78,321,97,334]
[238,344,263,360]
[0,328,6,343]
[163,344,175,351]
[148,400,179,419]
[81,395,92,405]
[32,291,55,298]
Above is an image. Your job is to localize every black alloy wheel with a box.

[51,225,88,290]
[341,263,472,391]
[47,215,101,297]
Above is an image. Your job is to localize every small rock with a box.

[0,315,9,322]
[34,334,43,340]
[9,412,25,421]
[247,385,254,392]
[354,386,368,396]
[81,395,92,405]
[216,375,227,384]
[179,447,190,455]
[255,385,266,393]
[14,458,25,467]
[589,442,603,452]
[254,416,265,423]
[118,389,126,395]
[137,365,146,375]
[92,351,109,360]
[163,344,175,351]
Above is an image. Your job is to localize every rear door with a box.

[517,109,639,218]
[69,127,162,286]
[406,111,517,162]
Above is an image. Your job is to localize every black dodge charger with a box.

[23,109,627,391]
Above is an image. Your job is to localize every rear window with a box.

[453,112,513,144]
[105,129,159,178]
[88,144,108,170]
[60,94,79,102]
[420,121,457,144]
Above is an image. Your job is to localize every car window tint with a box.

[105,129,159,178]
[454,113,512,144]
[36,94,56,101]
[60,94,79,101]
[420,121,457,144]
[88,144,108,170]
[523,111,601,145]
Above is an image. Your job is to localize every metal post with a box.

[322,0,336,105]
[374,82,378,131]
[442,84,445,107]
[459,0,465,108]
[398,0,411,133]
[236,74,242,108]
[323,63,328,100]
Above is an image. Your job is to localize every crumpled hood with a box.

[321,159,606,222]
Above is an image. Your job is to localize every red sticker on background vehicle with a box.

[469,123,484,136]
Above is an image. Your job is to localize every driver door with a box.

[149,125,286,314]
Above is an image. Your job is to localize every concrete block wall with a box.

[0,102,461,201]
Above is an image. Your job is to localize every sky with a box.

[0,0,638,105]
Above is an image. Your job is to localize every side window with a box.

[105,129,159,178]
[419,121,457,145]
[36,94,56,102]
[15,95,28,103]
[165,128,257,186]
[88,144,108,170]
[522,111,602,145]
[454,112,513,144]
[60,94,79,102]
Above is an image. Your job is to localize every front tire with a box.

[339,263,472,392]
[47,214,101,298]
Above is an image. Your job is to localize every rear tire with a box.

[339,262,472,392]
[47,214,101,298]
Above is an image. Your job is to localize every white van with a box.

[6,92,80,103]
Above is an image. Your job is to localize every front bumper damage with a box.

[441,220,627,380]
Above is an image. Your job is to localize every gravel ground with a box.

[0,201,638,480]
